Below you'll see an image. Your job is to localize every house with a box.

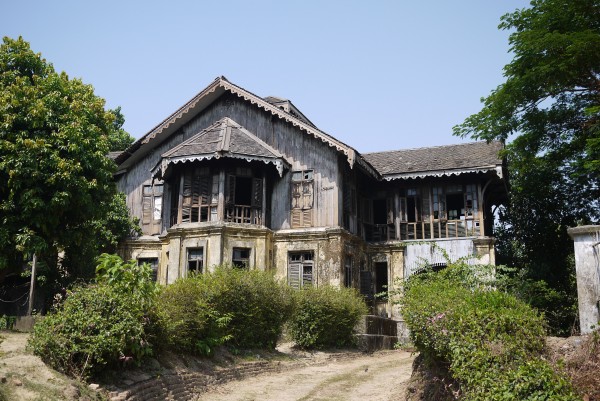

[114,76,506,318]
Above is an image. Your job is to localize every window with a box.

[344,255,353,287]
[288,252,314,288]
[138,258,158,281]
[187,248,204,274]
[343,183,356,231]
[232,248,250,269]
[181,168,213,223]
[142,183,163,234]
[225,172,263,224]
[291,170,314,228]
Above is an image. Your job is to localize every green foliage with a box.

[95,253,156,309]
[0,36,137,290]
[453,0,598,336]
[206,267,294,349]
[288,285,367,349]
[28,254,156,378]
[0,315,16,330]
[496,266,578,336]
[152,275,232,356]
[154,267,293,352]
[400,262,579,400]
[107,106,135,152]
[28,283,152,379]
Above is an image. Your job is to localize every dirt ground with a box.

[0,331,415,401]
[0,331,101,401]
[194,348,415,401]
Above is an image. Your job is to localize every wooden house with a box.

[114,76,506,317]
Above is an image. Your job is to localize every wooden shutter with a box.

[225,174,236,206]
[181,174,192,222]
[288,261,300,289]
[252,178,263,207]
[291,208,301,228]
[302,263,313,286]
[302,181,313,209]
[386,197,395,224]
[422,187,431,220]
[399,197,407,222]
[142,195,152,225]
[302,209,312,227]
[199,175,210,205]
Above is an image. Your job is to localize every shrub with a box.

[28,254,156,378]
[154,267,293,352]
[152,275,231,356]
[28,283,152,378]
[288,285,367,349]
[206,267,293,349]
[400,262,579,401]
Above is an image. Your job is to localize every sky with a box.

[2,0,530,153]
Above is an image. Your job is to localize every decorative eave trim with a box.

[135,77,357,168]
[155,153,288,178]
[382,165,503,181]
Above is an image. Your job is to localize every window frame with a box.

[187,247,204,274]
[290,169,314,228]
[288,251,314,289]
[232,247,251,269]
[142,182,164,234]
[137,257,159,282]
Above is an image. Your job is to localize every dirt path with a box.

[0,331,84,400]
[194,350,415,401]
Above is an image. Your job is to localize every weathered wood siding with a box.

[116,93,343,233]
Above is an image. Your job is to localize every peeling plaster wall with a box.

[403,238,495,277]
[121,224,272,285]
[568,225,600,334]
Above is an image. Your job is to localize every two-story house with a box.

[114,76,506,317]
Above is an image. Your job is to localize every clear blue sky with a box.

[3,1,529,153]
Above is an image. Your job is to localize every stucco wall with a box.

[568,225,600,334]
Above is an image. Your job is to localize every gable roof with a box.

[156,117,289,177]
[363,141,504,181]
[115,76,379,175]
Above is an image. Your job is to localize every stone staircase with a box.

[355,315,409,351]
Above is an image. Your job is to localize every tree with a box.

[107,106,135,151]
[0,37,137,294]
[453,0,600,334]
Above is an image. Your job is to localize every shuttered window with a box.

[142,183,163,235]
[288,252,314,289]
[291,170,314,228]
[181,168,212,223]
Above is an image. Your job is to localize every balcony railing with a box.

[225,205,262,225]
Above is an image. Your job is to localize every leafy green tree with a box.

[107,106,135,151]
[0,37,137,293]
[454,0,600,334]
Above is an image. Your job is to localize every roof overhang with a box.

[381,164,504,181]
[116,76,359,172]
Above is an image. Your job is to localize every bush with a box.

[206,268,293,349]
[152,275,231,356]
[400,262,579,401]
[288,286,367,349]
[154,267,293,352]
[28,254,156,378]
[28,283,152,378]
